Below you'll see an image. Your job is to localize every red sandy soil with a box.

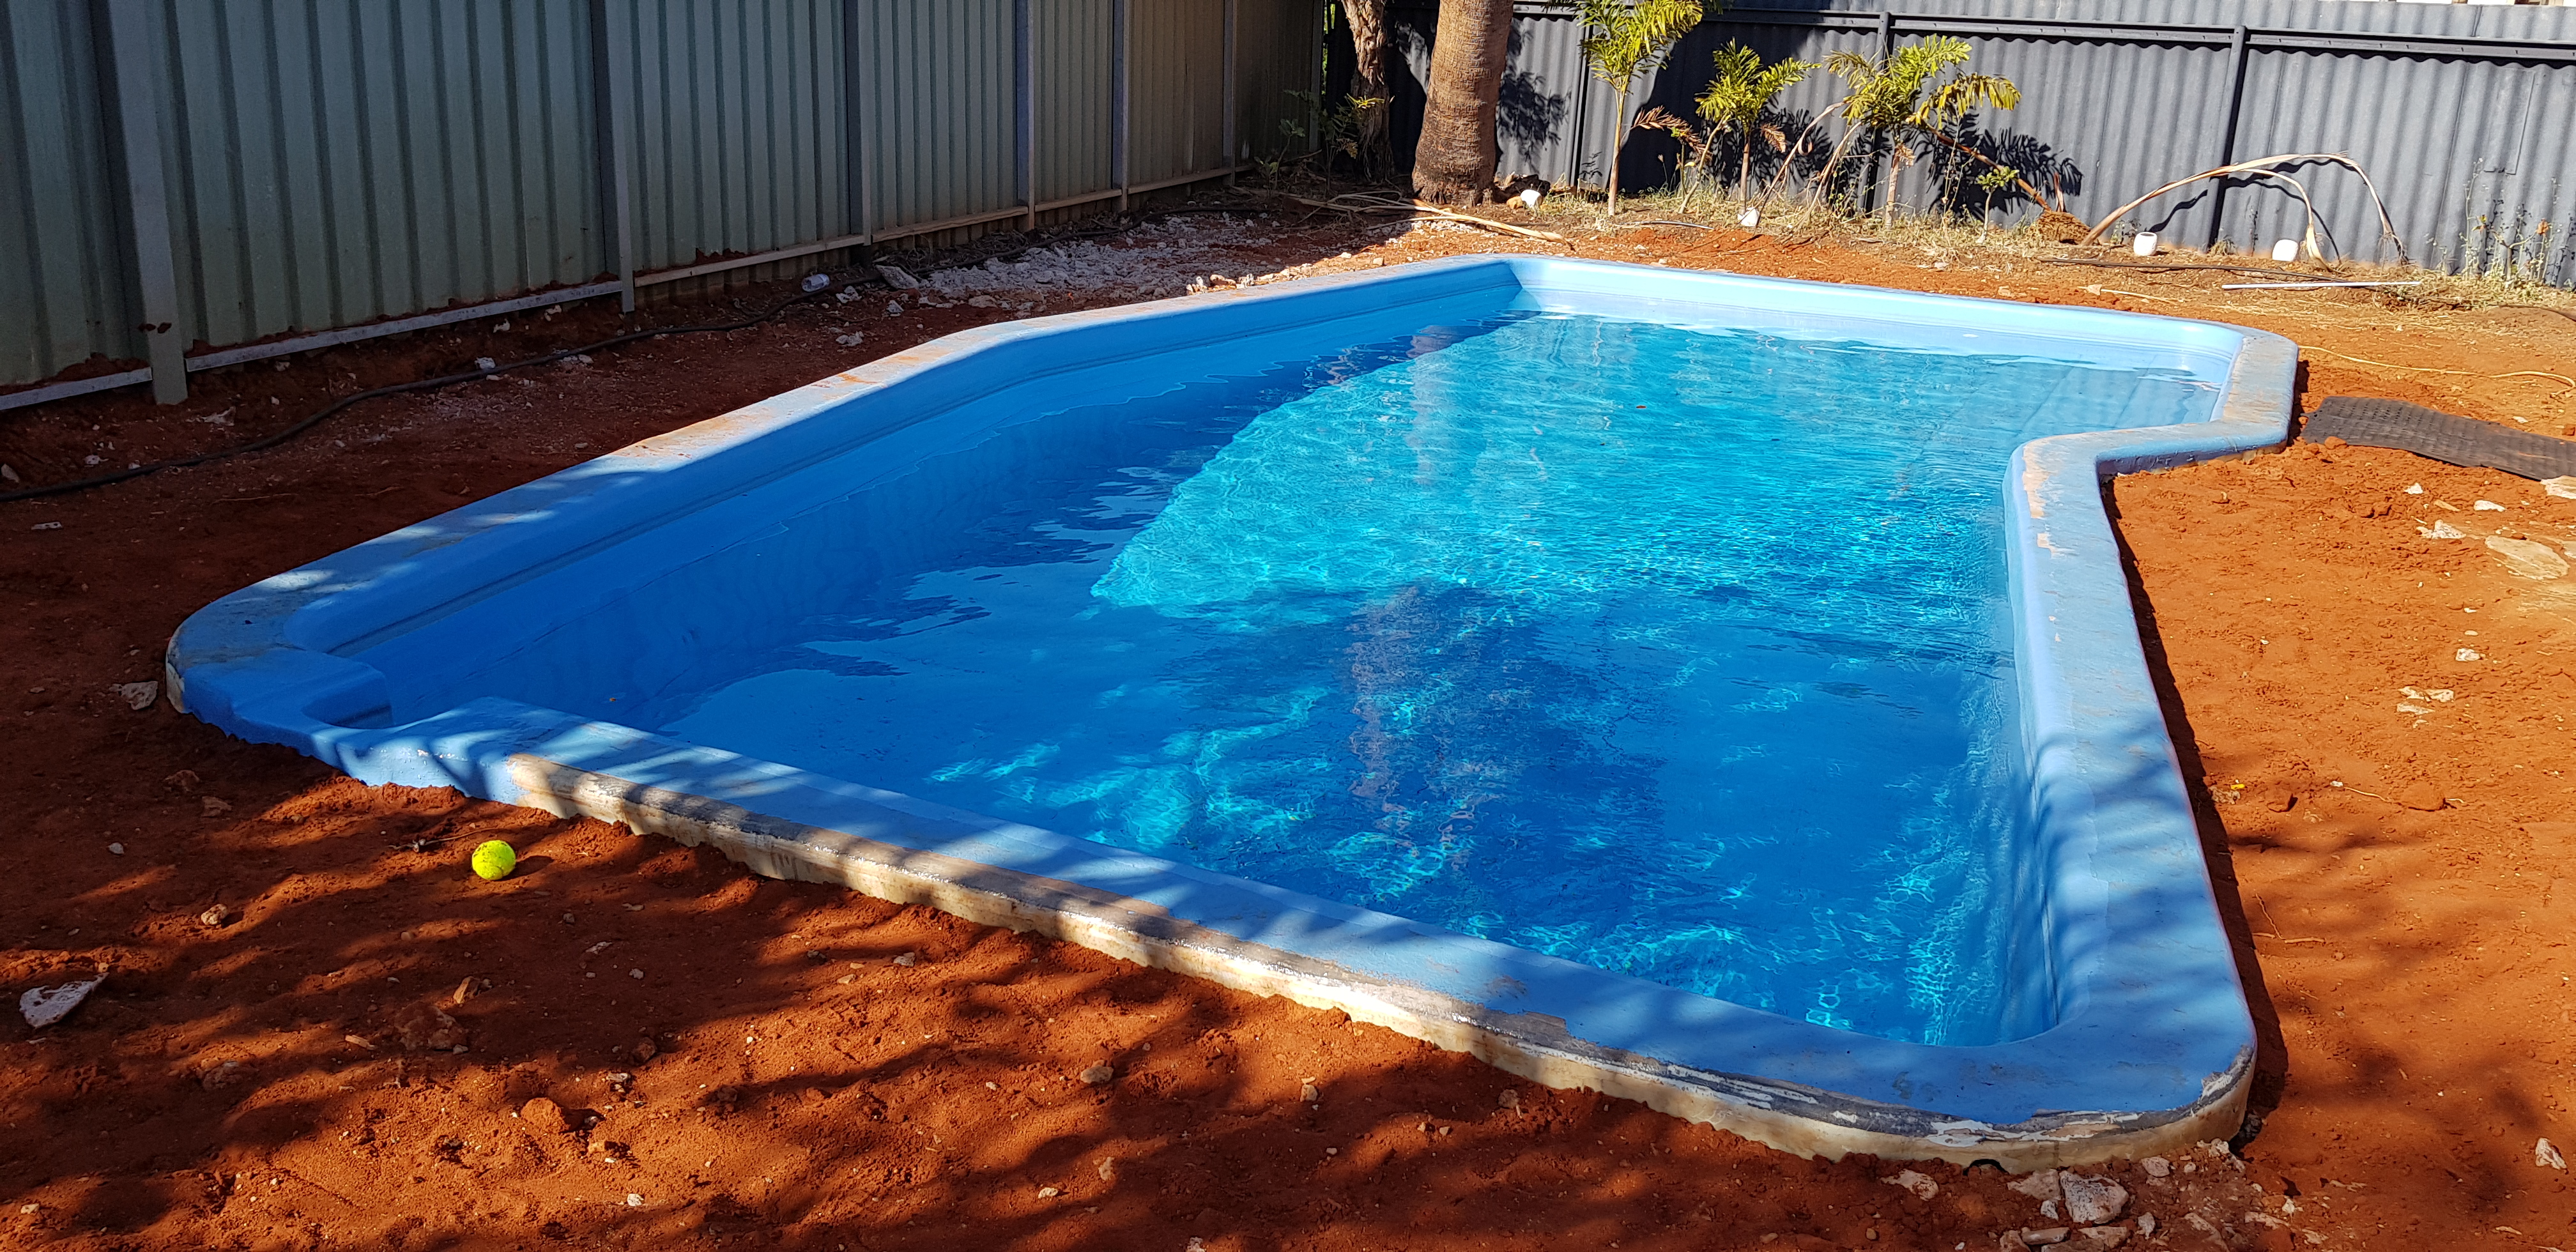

[4,204,2574,1251]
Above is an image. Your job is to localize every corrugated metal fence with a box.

[0,0,1325,402]
[1386,0,2573,285]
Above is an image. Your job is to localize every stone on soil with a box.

[1079,1064,1114,1085]
[2060,1173,2128,1224]
[2486,535,2569,579]
[19,978,100,1028]
[2008,1170,2064,1203]
[1882,1169,1938,1200]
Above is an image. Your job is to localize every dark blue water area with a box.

[420,312,2220,1044]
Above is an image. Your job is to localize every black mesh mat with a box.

[2300,396,2576,481]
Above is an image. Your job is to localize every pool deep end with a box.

[169,256,2293,1167]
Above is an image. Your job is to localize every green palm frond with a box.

[1694,41,1813,135]
[1578,0,1706,85]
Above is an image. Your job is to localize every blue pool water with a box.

[415,311,2220,1044]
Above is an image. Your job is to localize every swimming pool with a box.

[169,256,2292,1166]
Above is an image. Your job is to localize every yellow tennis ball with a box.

[470,839,518,882]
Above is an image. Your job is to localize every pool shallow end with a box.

[168,254,2292,1166]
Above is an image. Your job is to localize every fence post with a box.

[1016,0,1037,230]
[100,0,186,404]
[587,0,639,312]
[2205,24,2251,252]
[1222,0,1239,183]
[1113,0,1131,212]
[843,0,873,243]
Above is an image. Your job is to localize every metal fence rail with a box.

[1385,0,2573,286]
[0,0,1326,405]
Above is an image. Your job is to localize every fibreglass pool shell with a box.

[169,256,2292,1167]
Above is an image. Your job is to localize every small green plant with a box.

[1280,89,1390,171]
[1768,36,2027,213]
[1577,0,1706,216]
[1693,42,1813,194]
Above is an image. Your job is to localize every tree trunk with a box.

[1347,0,1393,174]
[1605,83,1630,215]
[1411,0,1512,205]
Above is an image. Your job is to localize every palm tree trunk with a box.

[1606,81,1630,215]
[1412,0,1512,205]
[1347,0,1393,174]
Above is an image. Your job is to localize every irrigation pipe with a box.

[1,204,1305,504]
[2299,345,2575,388]
[1254,190,1568,243]
[2041,258,2328,282]
[2225,280,2423,291]
[2078,153,2408,265]
[0,289,843,505]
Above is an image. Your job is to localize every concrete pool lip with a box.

[167,254,2296,1167]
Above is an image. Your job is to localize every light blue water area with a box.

[436,312,2220,1044]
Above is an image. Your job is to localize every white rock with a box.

[107,843,124,855]
[885,300,905,316]
[2140,1156,2171,1178]
[2485,535,2569,579]
[20,979,100,1028]
[2404,483,2423,494]
[2419,521,2465,539]
[2008,1170,2064,1204]
[112,680,158,711]
[1882,1169,1939,1200]
[2061,1173,2129,1225]
[2543,475,2576,500]
[875,263,920,290]
[2540,1138,2568,1170]
[0,464,17,483]
[2074,1228,2128,1249]
[473,356,498,372]
[2136,1213,2157,1236]
[2457,648,2482,662]
[625,1193,643,1207]
[2041,1200,2061,1220]
[2473,499,2506,511]
[834,333,865,347]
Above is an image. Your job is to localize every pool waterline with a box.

[170,256,2292,1166]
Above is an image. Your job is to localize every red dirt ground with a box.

[4,205,2573,1251]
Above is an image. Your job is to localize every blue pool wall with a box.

[167,255,2297,1161]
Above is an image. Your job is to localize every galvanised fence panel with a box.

[3,0,1317,397]
[1036,0,1116,205]
[620,0,848,271]
[1131,0,1230,183]
[855,0,1018,231]
[0,0,131,385]
[153,0,602,353]
[1391,0,2575,282]
[1238,0,1326,167]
